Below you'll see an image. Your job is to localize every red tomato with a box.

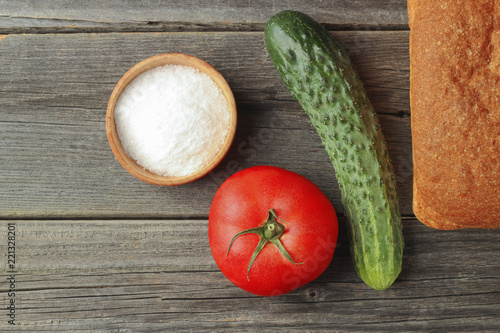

[209,165,338,296]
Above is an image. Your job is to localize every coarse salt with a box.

[114,64,231,177]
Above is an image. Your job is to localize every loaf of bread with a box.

[408,0,500,229]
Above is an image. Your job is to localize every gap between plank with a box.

[0,215,417,221]
[0,21,410,35]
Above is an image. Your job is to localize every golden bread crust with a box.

[408,0,500,229]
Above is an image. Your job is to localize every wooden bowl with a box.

[106,53,237,186]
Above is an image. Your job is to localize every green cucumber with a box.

[265,10,403,290]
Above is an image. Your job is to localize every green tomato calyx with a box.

[227,209,303,280]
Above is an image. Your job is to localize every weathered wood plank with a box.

[0,0,409,33]
[0,219,498,331]
[0,31,411,219]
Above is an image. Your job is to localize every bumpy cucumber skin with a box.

[265,10,403,290]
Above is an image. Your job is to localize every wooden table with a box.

[1,1,499,331]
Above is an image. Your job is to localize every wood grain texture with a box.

[0,31,411,219]
[0,219,498,332]
[0,0,408,33]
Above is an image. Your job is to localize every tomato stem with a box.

[226,209,303,280]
